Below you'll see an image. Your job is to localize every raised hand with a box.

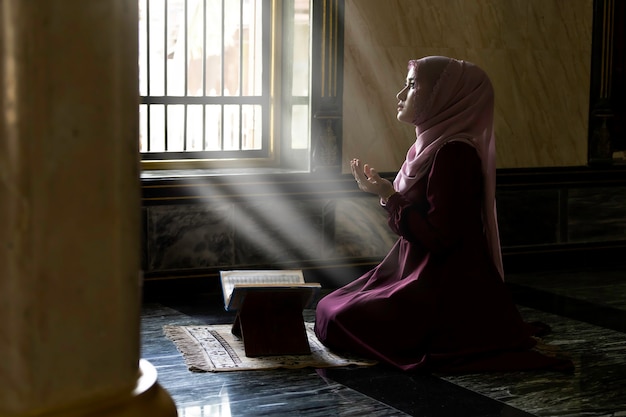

[350,158,396,202]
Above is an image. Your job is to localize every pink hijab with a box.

[393,56,504,279]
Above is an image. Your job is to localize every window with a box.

[138,0,311,170]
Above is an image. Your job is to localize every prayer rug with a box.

[163,322,377,372]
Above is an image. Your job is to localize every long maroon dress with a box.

[314,142,573,373]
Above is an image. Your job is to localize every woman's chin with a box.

[397,114,412,124]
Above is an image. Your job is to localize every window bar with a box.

[183,0,188,151]
[202,0,207,150]
[145,0,152,151]
[238,0,243,150]
[220,0,226,150]
[163,0,169,151]
[262,0,270,152]
[184,0,189,96]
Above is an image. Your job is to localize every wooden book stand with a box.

[229,286,320,357]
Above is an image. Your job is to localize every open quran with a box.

[218,270,322,356]
[219,270,321,312]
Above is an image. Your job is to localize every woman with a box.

[314,56,572,373]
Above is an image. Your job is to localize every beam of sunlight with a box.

[191,175,370,287]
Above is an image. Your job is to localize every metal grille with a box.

[139,0,269,160]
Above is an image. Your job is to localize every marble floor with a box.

[141,266,626,417]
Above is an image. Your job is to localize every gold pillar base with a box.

[37,360,177,417]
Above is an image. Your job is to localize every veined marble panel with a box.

[145,204,235,271]
[145,200,327,272]
[568,187,626,243]
[496,189,560,246]
[342,0,593,172]
[233,199,325,265]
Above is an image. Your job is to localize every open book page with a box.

[219,270,306,308]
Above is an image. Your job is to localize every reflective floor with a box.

[141,266,626,416]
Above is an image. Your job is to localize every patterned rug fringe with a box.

[163,322,377,372]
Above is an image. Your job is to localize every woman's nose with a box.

[396,87,407,100]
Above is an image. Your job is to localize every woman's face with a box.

[396,67,420,125]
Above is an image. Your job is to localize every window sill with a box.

[140,167,310,180]
[140,167,358,206]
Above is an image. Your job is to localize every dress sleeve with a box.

[385,141,483,253]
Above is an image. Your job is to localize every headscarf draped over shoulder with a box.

[393,56,503,279]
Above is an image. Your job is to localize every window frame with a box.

[139,0,345,175]
[140,0,302,171]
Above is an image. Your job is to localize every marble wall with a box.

[143,196,398,286]
[142,184,626,282]
[141,1,622,288]
[341,0,593,172]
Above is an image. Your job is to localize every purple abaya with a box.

[314,142,573,373]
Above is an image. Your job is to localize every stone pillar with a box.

[0,1,176,416]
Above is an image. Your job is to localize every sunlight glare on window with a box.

[138,0,263,154]
[290,0,310,150]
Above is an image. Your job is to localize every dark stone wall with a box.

[141,166,626,293]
